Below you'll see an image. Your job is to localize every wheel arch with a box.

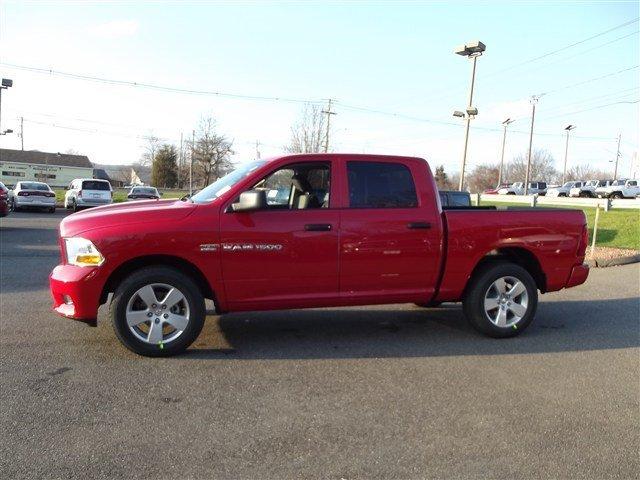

[464,246,547,297]
[100,254,217,308]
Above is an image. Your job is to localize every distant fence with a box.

[474,194,640,210]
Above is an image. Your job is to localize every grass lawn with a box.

[479,200,640,250]
[53,188,189,204]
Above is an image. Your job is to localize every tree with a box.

[285,103,326,153]
[191,117,234,187]
[151,144,178,188]
[434,165,453,189]
[566,164,609,182]
[140,135,161,167]
[503,149,558,184]
[467,164,500,193]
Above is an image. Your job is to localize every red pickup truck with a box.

[50,154,589,356]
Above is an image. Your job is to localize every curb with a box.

[586,254,640,268]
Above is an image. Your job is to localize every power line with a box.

[538,99,639,121]
[542,64,639,96]
[0,62,324,105]
[482,17,639,79]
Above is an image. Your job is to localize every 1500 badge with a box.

[199,243,283,252]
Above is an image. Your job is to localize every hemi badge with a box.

[199,244,219,252]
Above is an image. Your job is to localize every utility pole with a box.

[524,95,539,195]
[613,133,622,179]
[178,132,183,188]
[190,130,195,196]
[321,98,336,153]
[498,118,514,186]
[562,124,576,185]
[20,116,24,150]
[255,140,261,159]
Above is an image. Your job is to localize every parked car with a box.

[127,186,160,201]
[598,179,639,199]
[8,181,56,213]
[483,183,511,194]
[439,190,471,207]
[64,179,113,212]
[570,179,612,198]
[0,181,9,217]
[547,181,585,197]
[498,181,547,195]
[50,153,589,356]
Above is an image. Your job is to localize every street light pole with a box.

[524,95,539,195]
[459,55,478,191]
[1,78,14,134]
[562,124,576,185]
[454,41,485,191]
[498,118,514,186]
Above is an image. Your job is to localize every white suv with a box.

[64,178,113,212]
[606,179,639,199]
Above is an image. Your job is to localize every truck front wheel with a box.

[110,266,206,356]
[463,262,538,338]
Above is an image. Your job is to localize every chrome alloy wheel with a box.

[483,276,529,328]
[126,283,190,345]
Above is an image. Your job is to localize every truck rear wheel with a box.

[110,266,206,357]
[463,262,538,338]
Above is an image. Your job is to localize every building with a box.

[93,163,152,187]
[0,148,93,188]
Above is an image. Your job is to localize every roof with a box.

[0,148,92,169]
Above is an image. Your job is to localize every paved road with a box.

[1,211,638,479]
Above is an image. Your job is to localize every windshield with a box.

[82,180,111,191]
[133,187,157,195]
[562,182,574,187]
[21,182,50,191]
[191,161,266,203]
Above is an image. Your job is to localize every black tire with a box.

[611,192,623,199]
[110,266,206,357]
[463,262,538,338]
[72,199,79,213]
[414,301,442,308]
[48,207,56,213]
[9,199,16,212]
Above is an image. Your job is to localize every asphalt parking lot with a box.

[1,210,638,479]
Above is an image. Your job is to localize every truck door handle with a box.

[304,223,332,231]
[407,222,432,229]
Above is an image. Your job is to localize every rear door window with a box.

[82,181,110,191]
[347,161,418,208]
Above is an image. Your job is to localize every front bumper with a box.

[50,264,104,321]
[566,263,589,288]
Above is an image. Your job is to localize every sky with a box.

[0,0,638,179]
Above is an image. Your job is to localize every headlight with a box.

[64,237,105,267]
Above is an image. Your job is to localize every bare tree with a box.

[140,135,161,167]
[503,149,558,184]
[467,164,500,193]
[566,164,610,182]
[115,166,132,185]
[285,103,326,154]
[191,117,234,187]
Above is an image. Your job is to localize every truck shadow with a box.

[181,297,639,360]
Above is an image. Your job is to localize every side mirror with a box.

[232,190,267,212]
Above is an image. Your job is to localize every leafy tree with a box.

[434,165,453,189]
[151,144,178,188]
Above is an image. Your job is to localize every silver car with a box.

[9,181,57,213]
